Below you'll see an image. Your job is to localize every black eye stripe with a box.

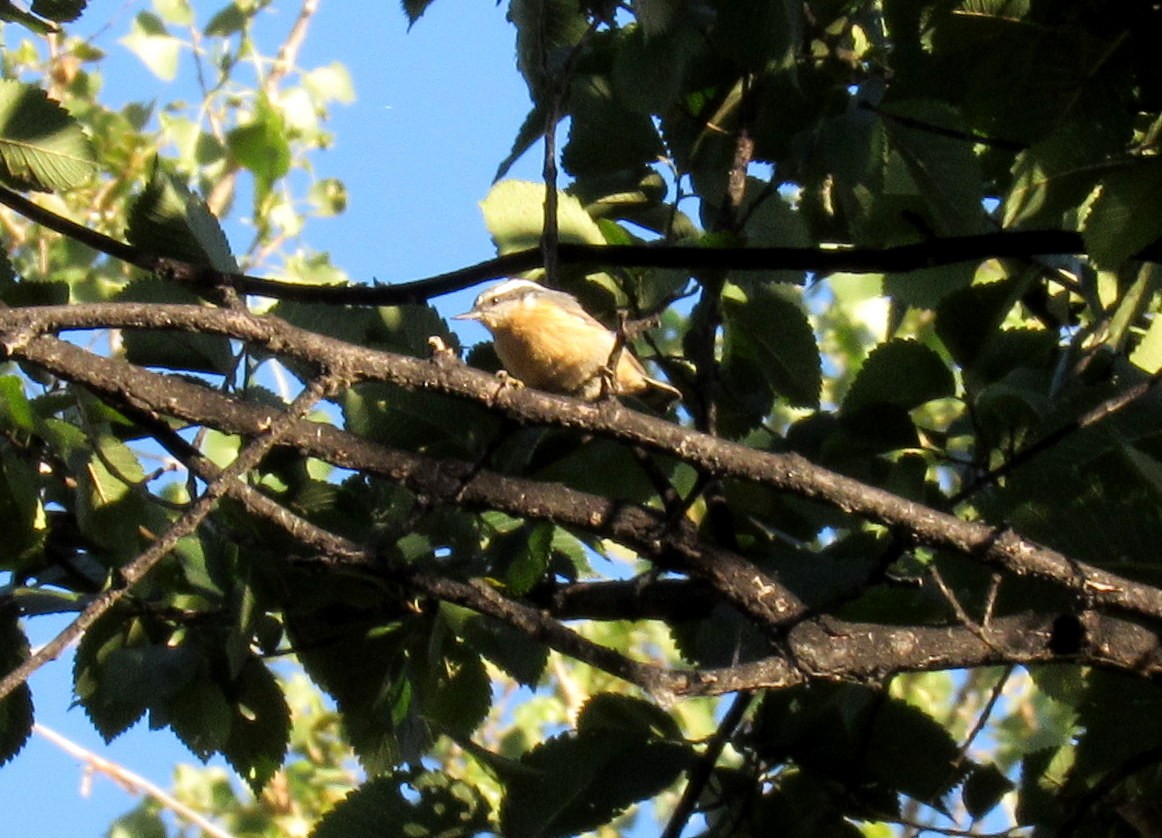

[481,287,535,307]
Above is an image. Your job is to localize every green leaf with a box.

[0,79,95,191]
[226,94,291,193]
[311,770,491,838]
[372,302,460,357]
[635,0,686,37]
[41,3,92,28]
[750,771,870,837]
[418,637,491,738]
[115,279,235,374]
[72,433,155,559]
[1003,128,1113,230]
[864,699,964,804]
[106,804,167,838]
[611,25,696,114]
[120,12,181,81]
[0,376,35,433]
[221,658,290,794]
[530,434,673,504]
[495,102,551,182]
[1016,746,1070,830]
[577,692,682,741]
[204,4,247,36]
[879,100,988,235]
[1083,158,1162,268]
[270,300,373,349]
[883,261,978,311]
[159,678,234,761]
[738,181,812,285]
[670,602,774,668]
[508,0,589,101]
[1130,311,1162,374]
[152,0,192,25]
[0,1,57,33]
[722,281,821,409]
[713,0,800,72]
[934,275,1029,370]
[343,382,496,459]
[481,179,606,255]
[74,615,166,742]
[841,339,955,418]
[499,521,553,597]
[501,726,691,838]
[0,276,69,308]
[458,614,549,687]
[753,684,963,808]
[0,454,45,569]
[1072,671,1162,787]
[126,163,238,272]
[400,0,436,27]
[0,249,16,288]
[9,588,88,616]
[962,762,1015,819]
[0,603,33,766]
[288,599,426,774]
[562,74,665,176]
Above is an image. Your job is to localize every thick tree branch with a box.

[142,437,1162,698]
[6,303,1162,626]
[3,329,805,631]
[6,330,1162,695]
[669,610,1162,697]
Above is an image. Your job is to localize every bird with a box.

[454,278,681,406]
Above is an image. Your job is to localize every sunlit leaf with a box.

[1130,312,1162,374]
[120,12,181,81]
[481,179,606,254]
[226,94,291,193]
[0,79,95,191]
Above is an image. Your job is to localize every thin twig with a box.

[266,0,318,93]
[1,183,1157,306]
[956,666,1013,768]
[538,19,596,288]
[660,691,754,838]
[951,368,1162,504]
[34,723,236,838]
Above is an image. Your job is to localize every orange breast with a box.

[489,304,656,397]
[492,305,624,394]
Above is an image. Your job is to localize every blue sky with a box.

[0,2,541,834]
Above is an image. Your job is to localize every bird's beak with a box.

[452,308,481,321]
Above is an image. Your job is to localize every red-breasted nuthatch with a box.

[454,278,681,405]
